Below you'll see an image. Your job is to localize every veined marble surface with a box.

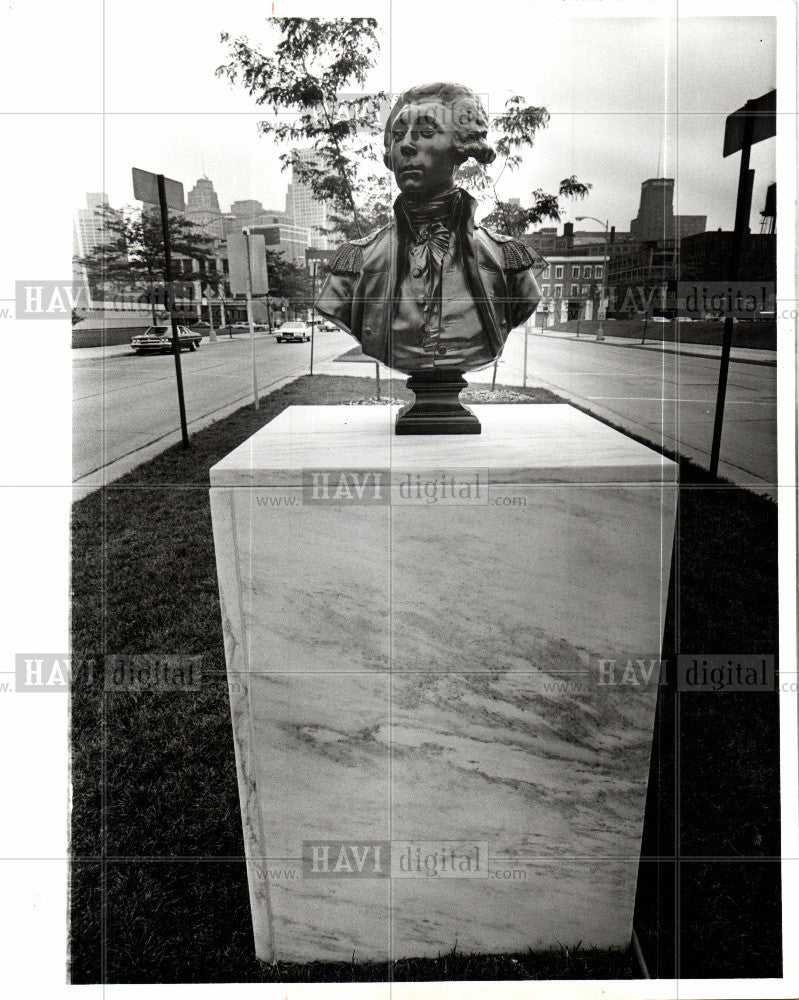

[210,404,676,486]
[210,404,677,962]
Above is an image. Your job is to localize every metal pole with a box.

[157,174,189,448]
[596,222,609,342]
[710,117,755,477]
[243,229,259,410]
[265,294,273,335]
[522,323,528,387]
[309,259,316,376]
[206,288,217,343]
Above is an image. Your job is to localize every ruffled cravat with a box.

[401,187,460,264]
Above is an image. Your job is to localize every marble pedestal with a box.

[210,404,677,963]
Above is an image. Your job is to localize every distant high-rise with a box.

[73,193,114,307]
[74,192,111,257]
[630,178,706,242]
[230,199,267,225]
[285,150,330,249]
[187,177,228,238]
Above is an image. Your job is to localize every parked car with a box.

[276,321,311,343]
[131,325,202,354]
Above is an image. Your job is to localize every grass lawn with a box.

[70,374,780,984]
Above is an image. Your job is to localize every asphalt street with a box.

[72,328,355,485]
[480,329,777,489]
[73,326,777,491]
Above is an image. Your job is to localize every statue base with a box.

[395,369,481,435]
[209,405,678,962]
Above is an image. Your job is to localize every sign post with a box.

[228,231,269,410]
[202,284,217,343]
[306,248,333,377]
[132,167,189,448]
[709,89,776,477]
[522,323,528,388]
[309,259,317,376]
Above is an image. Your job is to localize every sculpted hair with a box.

[383,82,496,168]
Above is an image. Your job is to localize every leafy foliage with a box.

[218,18,387,237]
[461,95,593,237]
[218,22,592,242]
[75,205,217,320]
[264,248,312,304]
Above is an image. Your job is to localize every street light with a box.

[576,216,610,342]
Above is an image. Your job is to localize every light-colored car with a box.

[131,325,202,354]
[276,321,311,343]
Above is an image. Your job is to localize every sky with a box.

[2,1,778,237]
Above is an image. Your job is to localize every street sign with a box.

[228,232,269,295]
[227,233,250,295]
[249,234,269,295]
[711,88,776,477]
[723,89,776,158]
[131,168,190,447]
[132,167,185,211]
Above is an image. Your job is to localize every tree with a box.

[74,205,217,324]
[264,249,312,314]
[465,97,592,236]
[217,18,387,239]
[218,22,591,242]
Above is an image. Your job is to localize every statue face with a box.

[388,101,461,201]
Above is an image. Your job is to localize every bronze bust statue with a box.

[317,82,545,433]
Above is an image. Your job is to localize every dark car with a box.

[131,325,202,354]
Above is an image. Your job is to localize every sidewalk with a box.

[531,327,777,365]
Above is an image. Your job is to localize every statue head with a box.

[383,82,496,202]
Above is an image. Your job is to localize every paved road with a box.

[73,329,354,484]
[74,325,777,491]
[478,329,777,488]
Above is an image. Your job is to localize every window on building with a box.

[541,285,550,297]
[554,285,562,298]
[555,265,564,279]
[570,284,579,296]
[582,285,590,295]
[543,266,551,279]
[584,265,593,278]
[594,265,603,279]
[572,264,580,278]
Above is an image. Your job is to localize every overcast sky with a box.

[56,2,776,234]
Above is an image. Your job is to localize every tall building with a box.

[229,199,268,226]
[285,150,330,249]
[187,177,228,238]
[248,223,313,268]
[629,178,706,242]
[73,192,110,257]
[73,193,115,308]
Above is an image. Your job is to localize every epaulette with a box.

[327,225,386,274]
[327,242,364,275]
[482,229,548,275]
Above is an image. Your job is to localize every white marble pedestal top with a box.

[210,404,677,962]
